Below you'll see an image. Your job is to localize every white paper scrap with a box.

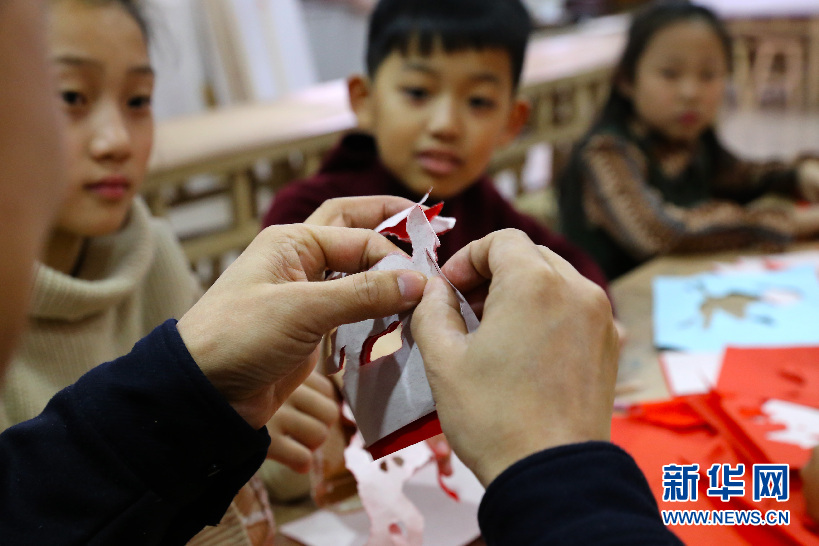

[279,451,483,546]
[660,351,723,396]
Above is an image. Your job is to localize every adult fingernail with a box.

[397,271,427,301]
[423,275,448,297]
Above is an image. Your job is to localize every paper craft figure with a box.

[760,399,819,450]
[329,201,479,457]
[278,443,485,546]
[653,265,819,351]
[343,432,430,546]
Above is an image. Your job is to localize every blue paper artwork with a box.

[653,265,819,351]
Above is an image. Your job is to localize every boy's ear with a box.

[347,74,374,131]
[498,98,531,147]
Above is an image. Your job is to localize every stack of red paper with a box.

[612,346,819,544]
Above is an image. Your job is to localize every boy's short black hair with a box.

[366,0,532,89]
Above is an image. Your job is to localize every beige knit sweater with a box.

[0,199,200,426]
[0,198,280,545]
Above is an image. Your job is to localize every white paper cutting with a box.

[328,203,479,448]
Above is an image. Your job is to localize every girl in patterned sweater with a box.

[558,2,819,280]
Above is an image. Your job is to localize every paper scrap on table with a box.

[653,265,819,351]
[715,395,817,468]
[714,249,819,274]
[328,199,479,456]
[760,399,819,450]
[343,432,427,546]
[279,442,484,546]
[660,351,723,396]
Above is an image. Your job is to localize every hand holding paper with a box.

[412,230,620,486]
[266,371,340,473]
[328,200,474,456]
[304,195,421,228]
[177,223,427,430]
[797,159,819,202]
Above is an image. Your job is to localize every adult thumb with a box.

[412,276,468,372]
[303,269,427,332]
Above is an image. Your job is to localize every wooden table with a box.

[611,243,819,406]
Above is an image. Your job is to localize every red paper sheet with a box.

[718,346,819,407]
[612,396,819,545]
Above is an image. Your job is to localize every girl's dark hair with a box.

[366,0,532,89]
[595,1,732,128]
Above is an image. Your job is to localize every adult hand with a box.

[304,195,417,228]
[267,371,340,473]
[411,229,619,486]
[177,222,427,430]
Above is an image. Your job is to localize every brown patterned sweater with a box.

[558,122,800,279]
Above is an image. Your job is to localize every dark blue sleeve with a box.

[478,442,683,545]
[0,320,270,545]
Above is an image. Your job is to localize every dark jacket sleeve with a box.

[478,442,682,545]
[0,320,270,545]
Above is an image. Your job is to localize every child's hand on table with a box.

[791,204,819,238]
[798,159,819,202]
[266,371,340,473]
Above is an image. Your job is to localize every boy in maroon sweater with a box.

[262,0,609,293]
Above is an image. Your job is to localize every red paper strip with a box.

[367,411,443,460]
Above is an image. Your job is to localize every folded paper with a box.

[329,201,479,456]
